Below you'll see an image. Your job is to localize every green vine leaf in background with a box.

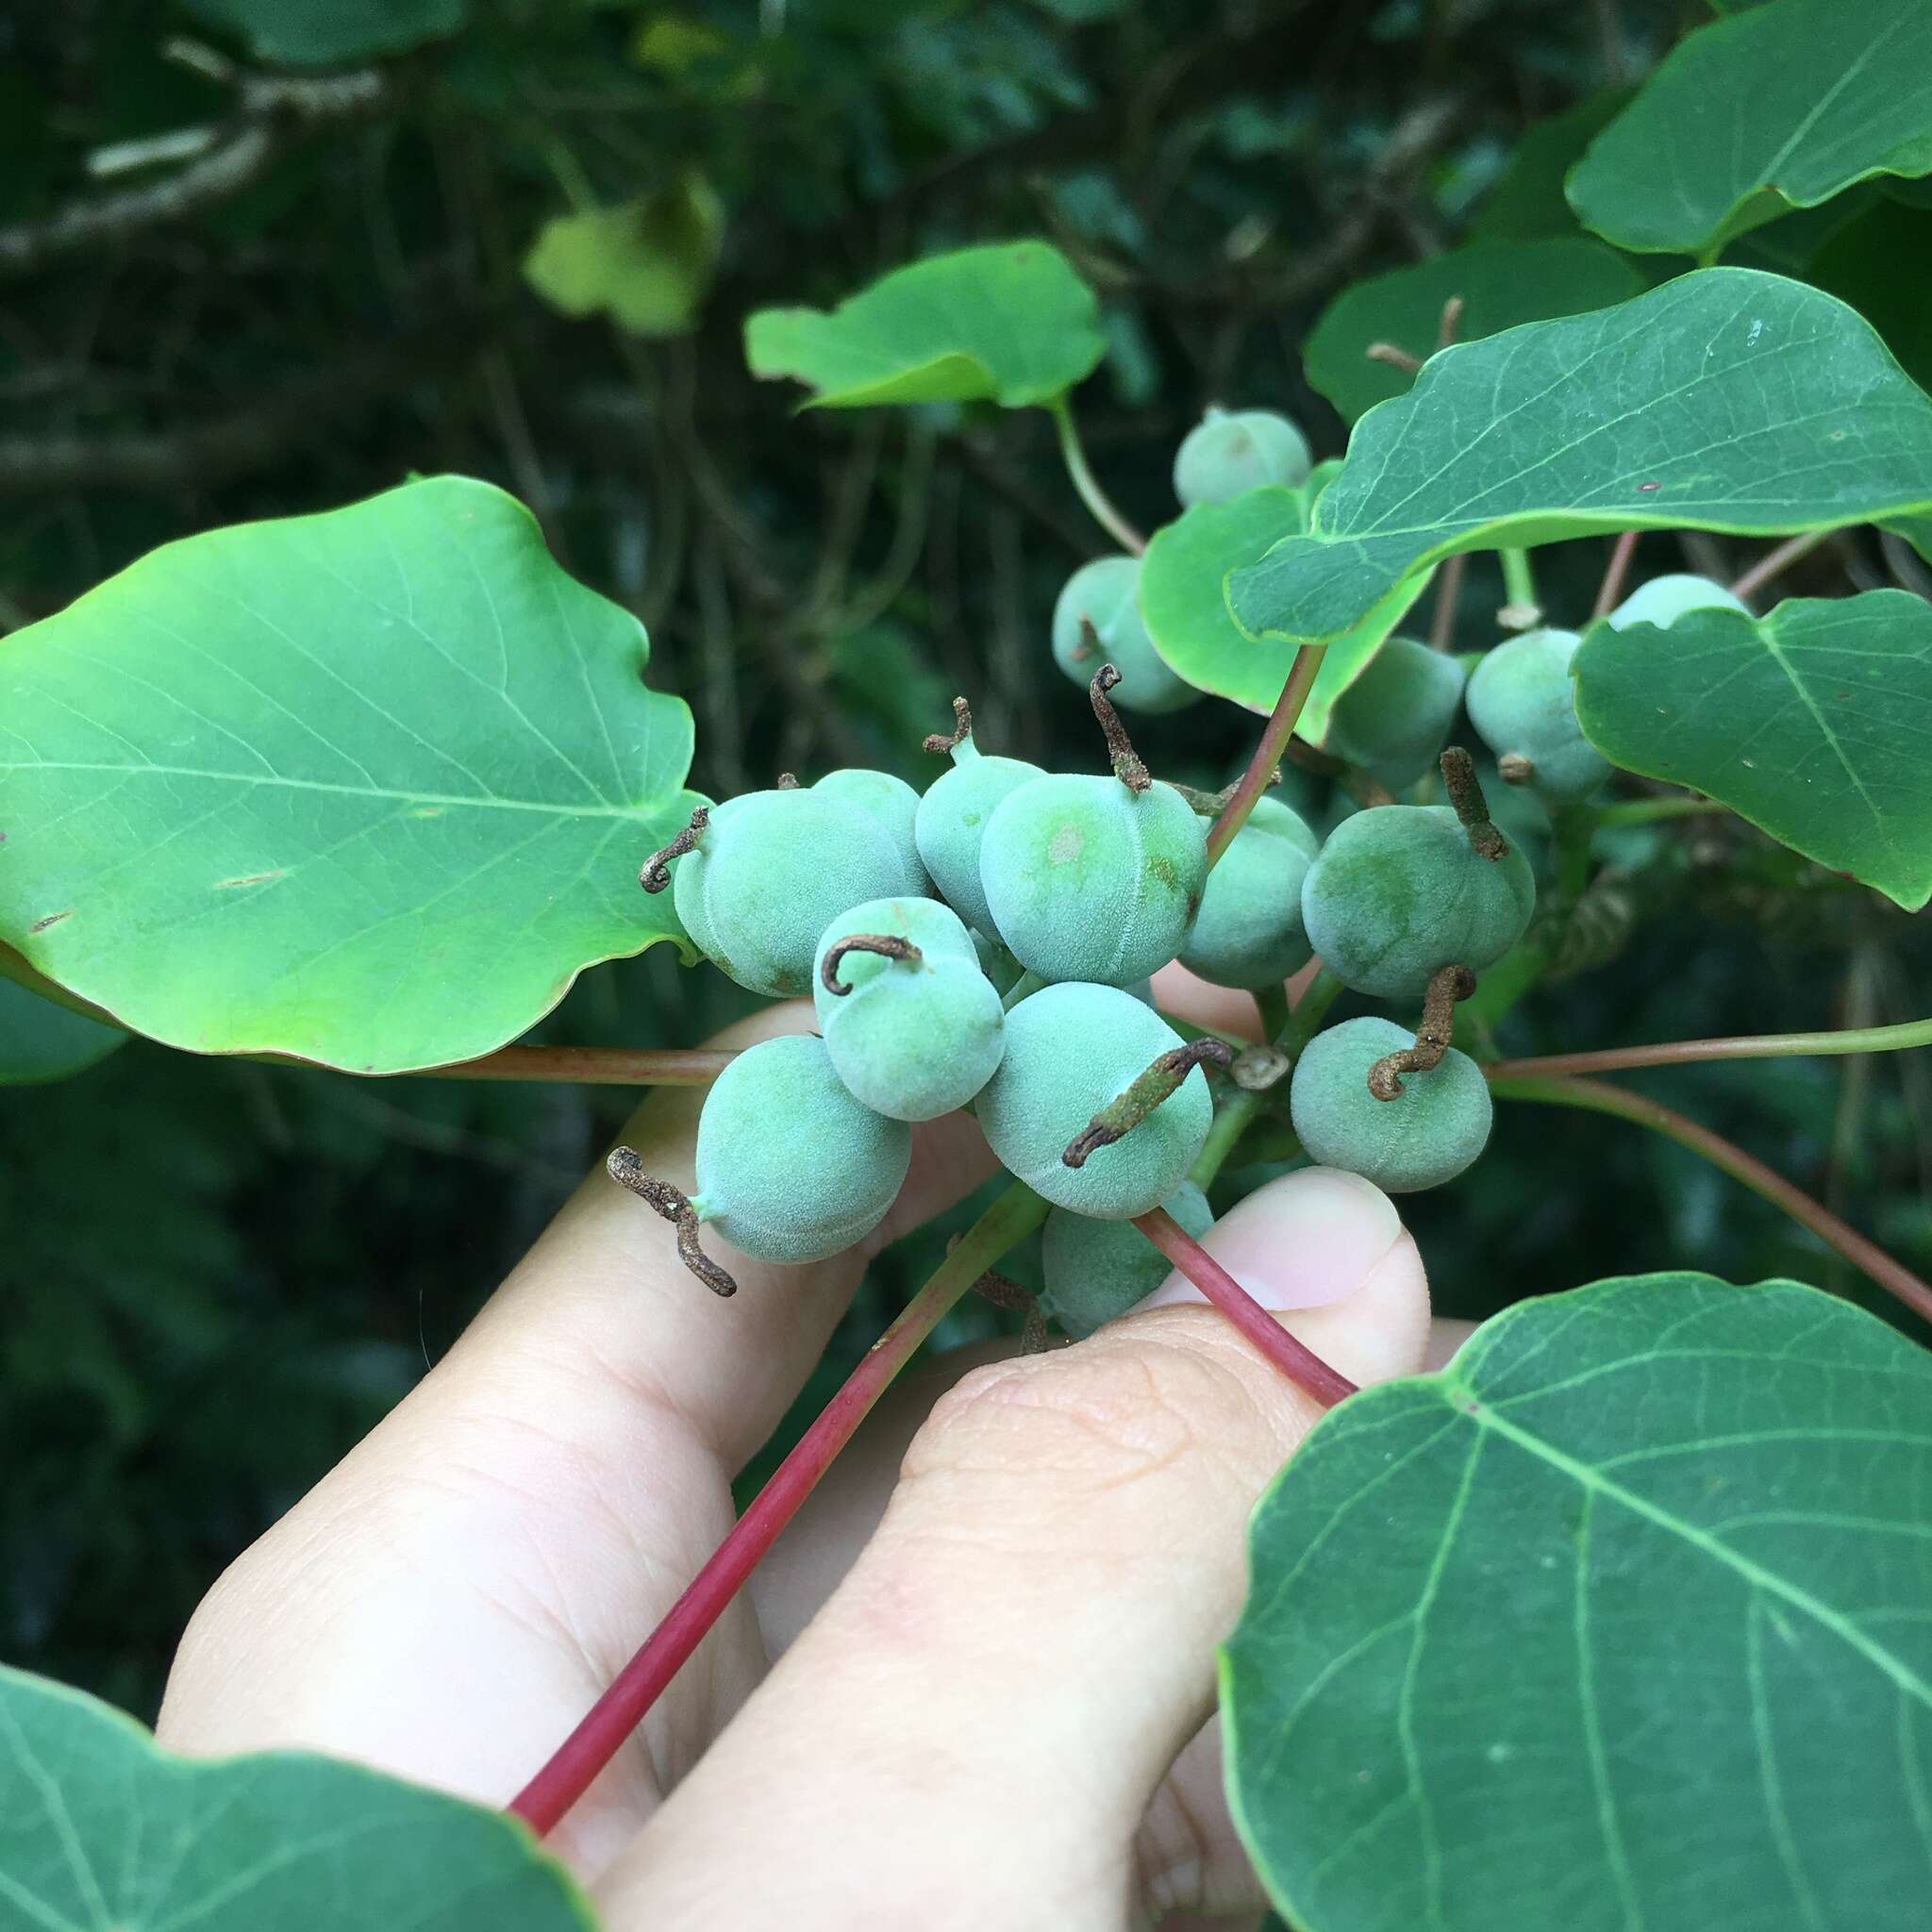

[0,476,702,1074]
[743,240,1107,408]
[1575,591,1932,909]
[178,0,468,66]
[1224,1275,1932,1932]
[1567,0,1932,258]
[523,174,726,338]
[1229,269,1932,649]
[0,1664,596,1931]
[1467,89,1635,244]
[0,974,125,1085]
[1303,239,1644,422]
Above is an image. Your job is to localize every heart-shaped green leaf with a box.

[1575,591,1932,909]
[1137,475,1428,735]
[1229,270,1932,649]
[0,1664,594,1931]
[1567,0,1932,258]
[1304,240,1645,423]
[1224,1274,1932,1932]
[0,475,701,1074]
[744,241,1106,408]
[523,175,724,339]
[0,973,125,1084]
[179,0,467,65]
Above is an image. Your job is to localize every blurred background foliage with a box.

[2,0,1927,1717]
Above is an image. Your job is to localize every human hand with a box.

[158,971,1437,1928]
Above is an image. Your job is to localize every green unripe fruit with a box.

[1465,628,1608,805]
[1289,1016,1491,1192]
[1051,556,1199,715]
[1322,636,1468,791]
[693,1034,911,1261]
[1606,573,1749,633]
[1179,796,1320,991]
[1041,1182,1212,1337]
[674,786,925,998]
[914,738,1045,936]
[981,774,1207,986]
[976,982,1212,1217]
[811,768,931,891]
[1173,407,1312,508]
[812,897,1006,1122]
[1301,805,1535,1000]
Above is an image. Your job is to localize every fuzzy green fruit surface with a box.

[1050,556,1198,715]
[1289,1016,1491,1192]
[1465,628,1609,805]
[812,768,932,891]
[981,774,1207,986]
[693,1034,912,1261]
[977,982,1212,1217]
[1173,407,1312,508]
[914,739,1044,936]
[1301,805,1535,1000]
[1041,1182,1212,1337]
[812,897,1006,1121]
[674,786,925,997]
[1606,573,1749,632]
[1180,796,1320,990]
[1321,635,1467,791]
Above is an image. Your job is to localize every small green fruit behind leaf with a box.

[693,1033,911,1263]
[914,738,1046,936]
[1465,627,1609,805]
[811,767,933,891]
[981,774,1207,986]
[1289,1015,1491,1191]
[977,982,1213,1217]
[1050,556,1200,715]
[1173,406,1312,508]
[672,786,924,997]
[1319,635,1468,791]
[812,897,1006,1121]
[1605,571,1750,632]
[1041,1182,1212,1337]
[1180,796,1321,991]
[1301,804,1536,1001]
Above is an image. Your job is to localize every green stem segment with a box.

[1047,393,1145,556]
[1487,1017,1932,1079]
[508,1180,1051,1839]
[1498,546,1539,618]
[1592,794,1728,828]
[1206,643,1327,867]
[1488,1074,1932,1326]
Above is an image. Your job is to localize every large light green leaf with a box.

[743,241,1106,408]
[523,175,725,338]
[1575,591,1932,909]
[1137,477,1429,736]
[0,1665,594,1931]
[1304,240,1645,423]
[1567,0,1932,258]
[1228,270,1932,649]
[0,973,125,1084]
[1224,1274,1932,1932]
[180,0,467,65]
[0,476,701,1074]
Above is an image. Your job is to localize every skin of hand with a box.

[157,969,1437,1928]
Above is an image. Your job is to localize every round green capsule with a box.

[1465,628,1608,806]
[692,1033,912,1261]
[1606,574,1748,633]
[1041,1182,1212,1337]
[914,738,1045,937]
[1322,635,1468,791]
[1051,556,1199,715]
[1179,795,1320,991]
[812,768,932,892]
[1289,1016,1491,1192]
[1173,407,1312,508]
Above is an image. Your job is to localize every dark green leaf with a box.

[1229,270,1932,649]
[1304,239,1645,423]
[0,476,701,1074]
[1568,0,1932,258]
[1225,1274,1932,1932]
[0,1664,595,1930]
[1805,202,1932,391]
[1469,90,1635,243]
[0,973,125,1084]
[743,241,1106,408]
[179,0,467,65]
[1575,590,1932,909]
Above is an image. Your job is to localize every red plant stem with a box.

[507,1181,1049,1838]
[1729,530,1825,602]
[1488,1074,1932,1326]
[1133,1208,1358,1407]
[1206,643,1327,867]
[409,1044,735,1085]
[1428,552,1466,651]
[1591,528,1641,618]
[1486,1016,1932,1080]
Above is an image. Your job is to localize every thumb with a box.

[593,1169,1430,1930]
